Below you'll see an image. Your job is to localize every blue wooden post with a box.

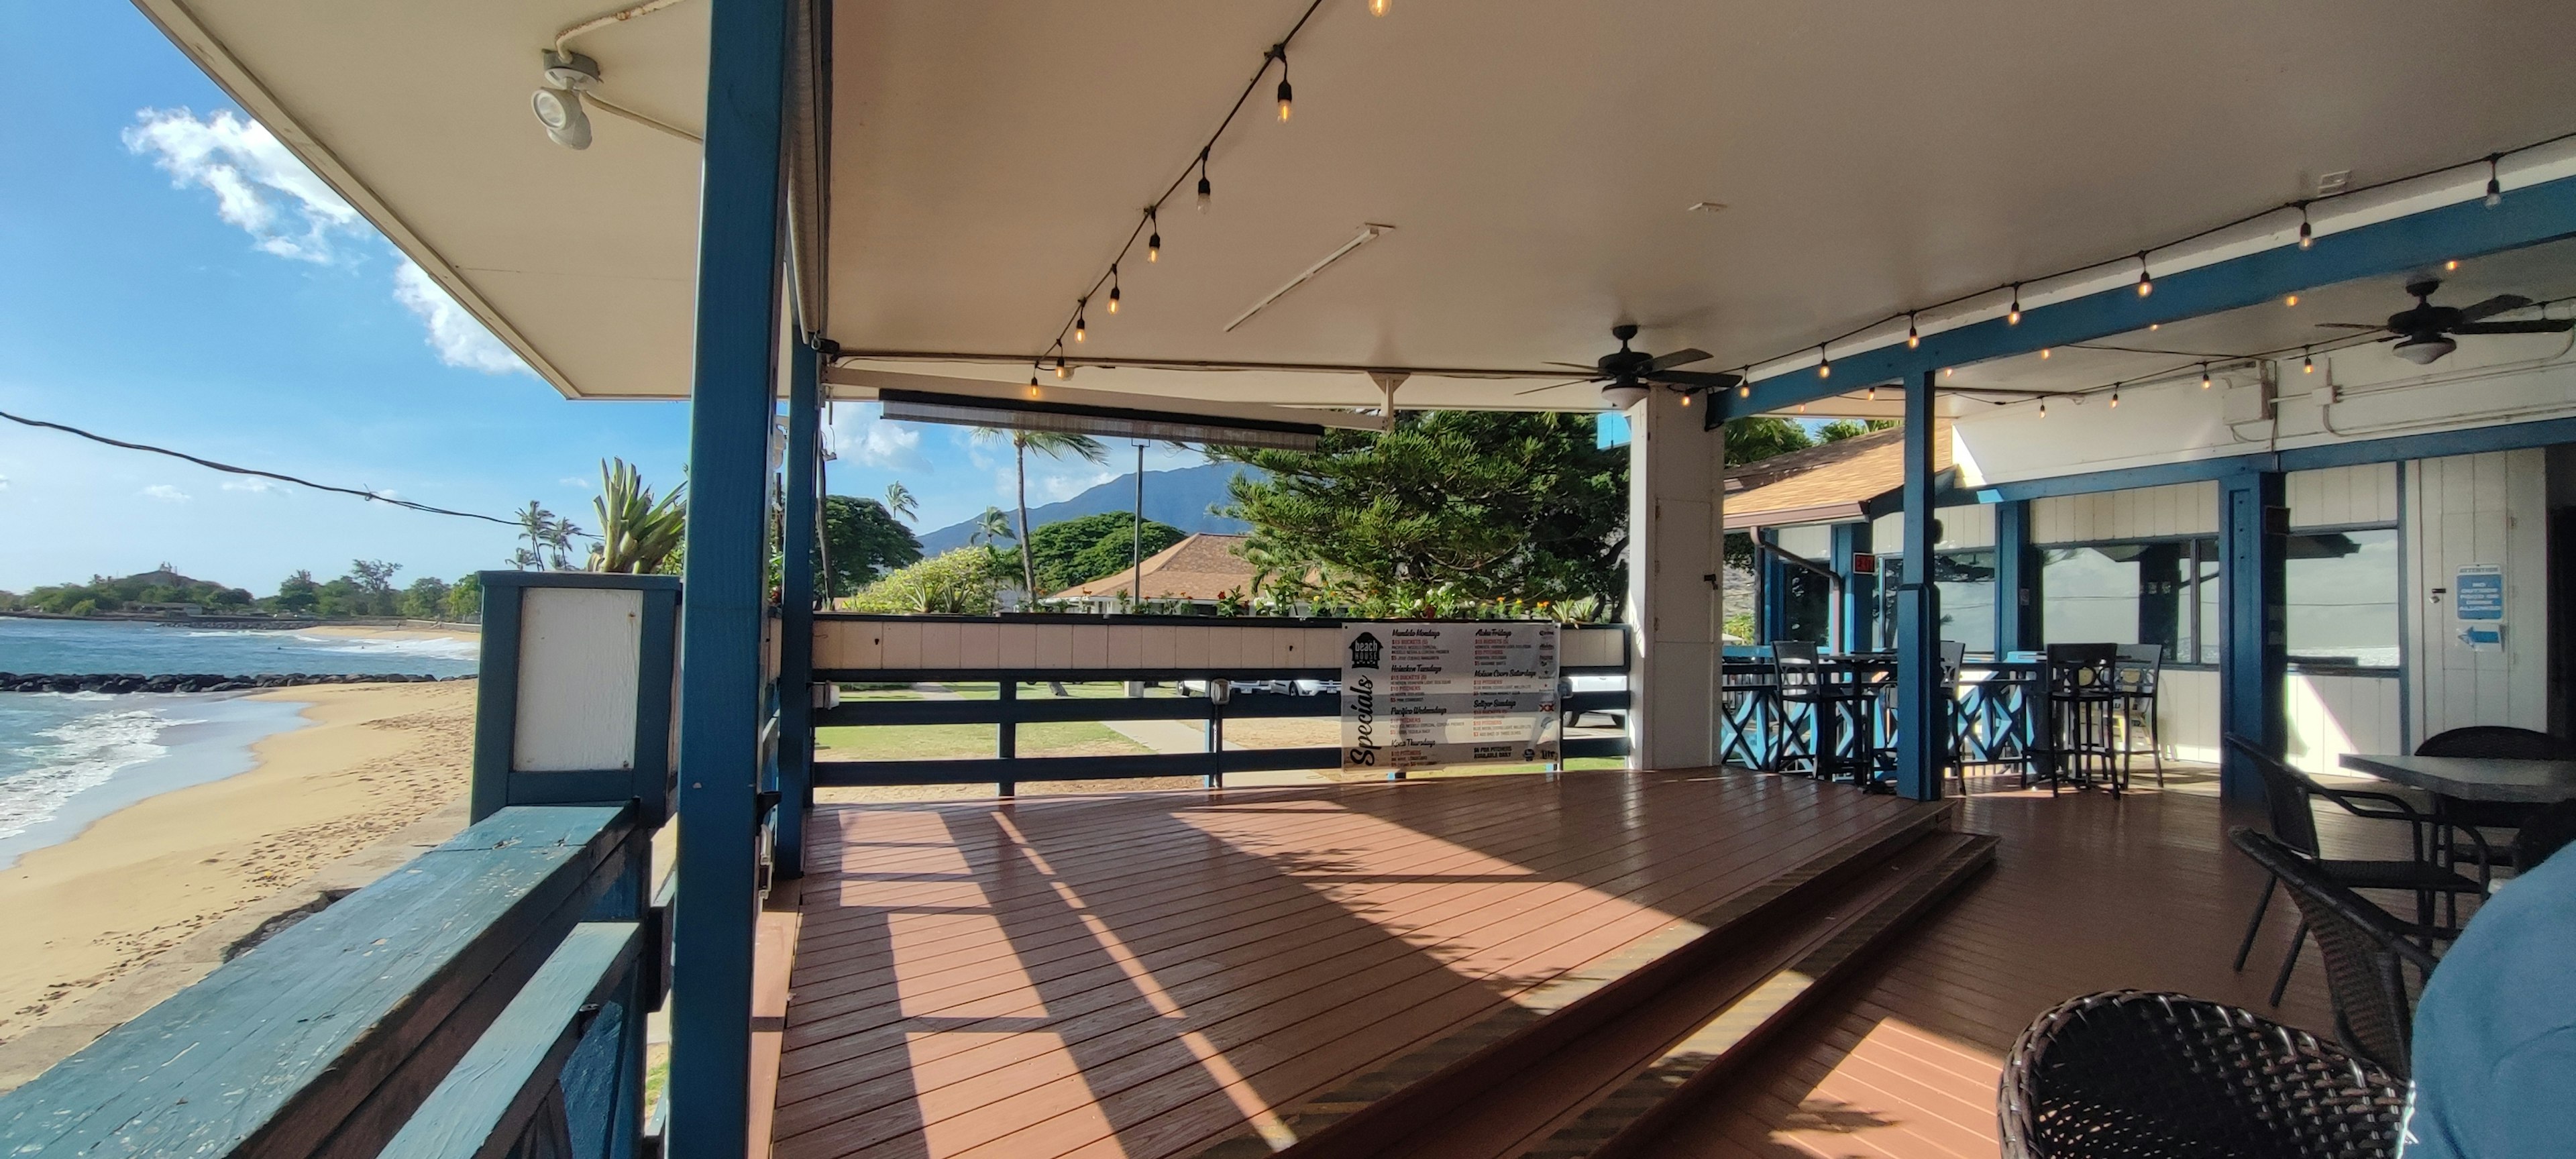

[669,0,788,1153]
[776,338,819,880]
[1992,499,2039,656]
[1756,529,1786,643]
[1830,522,1873,651]
[2219,471,2287,801]
[1892,370,1943,800]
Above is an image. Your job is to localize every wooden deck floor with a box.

[1629,775,2415,1159]
[770,771,1927,1159]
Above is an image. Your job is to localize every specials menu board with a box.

[1340,621,1560,771]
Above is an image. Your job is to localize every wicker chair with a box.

[1999,990,2406,1158]
[2228,828,2439,1078]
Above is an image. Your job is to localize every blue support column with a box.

[1831,522,1874,652]
[669,0,788,1154]
[1756,529,1786,643]
[776,338,819,880]
[1892,372,1943,800]
[2219,472,2288,802]
[1992,499,2039,655]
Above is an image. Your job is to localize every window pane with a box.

[1780,568,1831,645]
[2040,542,2186,652]
[2286,528,2400,666]
[2192,537,2221,664]
[1873,552,1996,653]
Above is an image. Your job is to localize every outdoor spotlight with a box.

[534,50,602,150]
[2392,335,2457,366]
[1600,380,1650,408]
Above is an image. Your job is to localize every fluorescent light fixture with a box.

[1223,225,1393,333]
[877,389,1322,451]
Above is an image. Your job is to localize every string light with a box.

[1107,266,1121,314]
[1678,390,1691,407]
[1274,47,1293,122]
[1147,209,1160,262]
[1866,385,1877,402]
[1817,345,1831,379]
[2297,201,2314,250]
[1371,0,1388,13]
[2006,283,2021,325]
[1906,313,1920,349]
[2201,363,2212,389]
[1738,370,1752,398]
[1074,300,1087,342]
[1941,367,1953,379]
[2039,399,2048,418]
[2446,260,2459,272]
[2040,347,2051,360]
[2302,346,2314,374]
[2286,294,2299,307]
[1796,403,1807,413]
[2485,154,2504,207]
[1196,148,1212,213]
[1054,351,1071,380]
[2135,253,2153,297]
[2108,384,2121,408]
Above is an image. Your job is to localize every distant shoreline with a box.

[0,611,480,639]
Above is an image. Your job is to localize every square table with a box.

[2338,754,2576,804]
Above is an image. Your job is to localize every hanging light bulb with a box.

[1738,384,1750,398]
[2108,386,2121,408]
[1274,49,1293,123]
[2040,347,2051,360]
[1026,373,1042,399]
[1147,209,1161,262]
[1195,149,1212,213]
[1074,301,1087,342]
[1816,345,1830,379]
[1107,267,1121,315]
[1942,367,1953,379]
[2302,347,2314,374]
[2136,254,2153,297]
[1906,313,1920,349]
[2286,294,2299,307]
[1796,403,1807,413]
[1371,0,1388,13]
[1678,390,1692,408]
[2201,363,2212,390]
[2485,155,2504,207]
[1737,371,1752,398]
[1055,352,1071,380]
[2446,260,2459,272]
[2006,284,2022,326]
[2297,202,2314,250]
[1865,384,1878,402]
[2039,399,2048,418]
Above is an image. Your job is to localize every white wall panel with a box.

[2155,667,2220,765]
[2406,449,2551,738]
[513,587,643,773]
[2032,482,2218,545]
[1870,502,1997,557]
[2286,672,2404,775]
[2288,463,2400,528]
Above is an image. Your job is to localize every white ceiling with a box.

[140,0,2576,408]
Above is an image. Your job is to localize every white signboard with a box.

[1340,622,1560,771]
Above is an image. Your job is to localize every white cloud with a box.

[219,477,283,494]
[559,476,593,488]
[1039,469,1118,503]
[830,404,927,470]
[0,474,11,491]
[140,484,191,502]
[123,109,361,262]
[393,260,527,374]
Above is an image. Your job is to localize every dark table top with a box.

[2339,753,2576,804]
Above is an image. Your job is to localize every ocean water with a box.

[0,618,480,869]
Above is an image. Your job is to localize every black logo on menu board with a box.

[1348,631,1382,669]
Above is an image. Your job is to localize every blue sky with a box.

[0,5,1203,595]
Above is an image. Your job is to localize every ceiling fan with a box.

[2316,276,2572,365]
[1523,324,1745,407]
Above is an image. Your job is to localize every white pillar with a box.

[1625,388,1723,769]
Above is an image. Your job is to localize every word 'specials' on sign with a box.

[1340,622,1560,771]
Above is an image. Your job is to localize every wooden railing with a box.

[804,614,1631,796]
[0,805,663,1158]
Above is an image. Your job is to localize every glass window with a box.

[1779,569,1831,645]
[1876,550,1998,652]
[2192,537,2221,664]
[2286,528,2400,667]
[2040,541,2194,659]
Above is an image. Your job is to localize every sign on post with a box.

[1340,622,1560,772]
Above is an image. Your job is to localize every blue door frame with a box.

[668,0,790,1154]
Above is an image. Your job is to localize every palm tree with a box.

[513,501,556,570]
[967,506,1014,548]
[974,429,1108,596]
[543,518,586,571]
[590,458,688,573]
[883,482,918,525]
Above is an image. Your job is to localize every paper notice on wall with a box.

[2455,563,2505,651]
[1340,622,1560,771]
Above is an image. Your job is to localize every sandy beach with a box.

[294,622,482,646]
[0,680,474,1078]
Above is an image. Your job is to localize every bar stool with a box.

[2041,643,2122,793]
[1771,642,1870,782]
[2112,643,2166,788]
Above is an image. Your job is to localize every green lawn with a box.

[816,720,1151,761]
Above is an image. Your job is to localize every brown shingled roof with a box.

[1724,424,1950,530]
[1055,533,1259,600]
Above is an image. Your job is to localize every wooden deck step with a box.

[1186,798,1984,1159]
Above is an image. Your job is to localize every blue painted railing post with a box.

[776,338,819,880]
[1992,499,2038,655]
[1830,522,1873,651]
[1892,371,1943,801]
[2219,471,2287,802]
[670,0,788,1154]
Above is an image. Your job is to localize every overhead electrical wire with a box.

[1737,127,2576,392]
[0,408,521,527]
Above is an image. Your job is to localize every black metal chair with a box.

[2230,828,2440,1078]
[1770,642,1870,783]
[1998,989,2406,1158]
[2111,643,2165,788]
[2040,644,2121,793]
[2225,736,2485,1006]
